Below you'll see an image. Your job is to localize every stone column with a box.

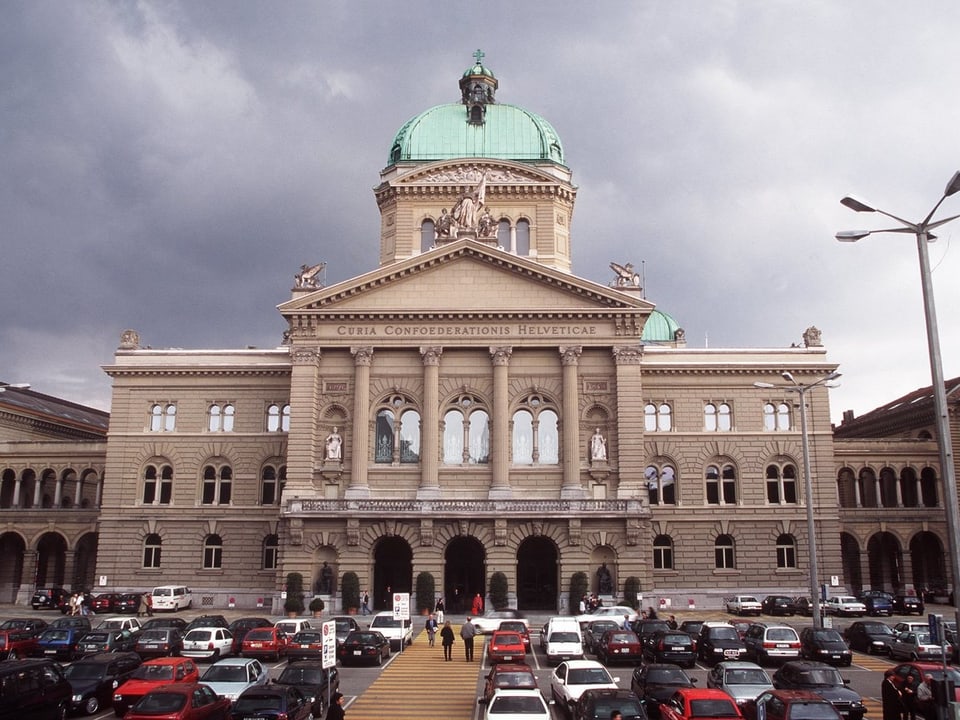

[283,347,322,500]
[12,474,21,507]
[613,345,645,498]
[54,476,63,507]
[346,346,374,499]
[873,476,882,508]
[419,346,443,500]
[32,476,42,507]
[489,346,513,499]
[853,476,862,508]
[560,346,584,499]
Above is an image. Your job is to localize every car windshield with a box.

[495,672,538,689]
[371,617,402,629]
[132,664,174,681]
[83,633,109,642]
[591,621,619,633]
[609,632,637,643]
[767,629,797,641]
[63,664,105,681]
[812,630,843,642]
[233,695,282,712]
[551,632,580,643]
[495,633,522,644]
[568,668,613,685]
[647,668,688,683]
[787,701,844,720]
[98,621,123,630]
[664,634,691,644]
[690,699,740,717]
[595,698,645,716]
[862,623,894,636]
[351,633,381,644]
[726,669,770,685]
[798,669,843,687]
[185,630,213,641]
[500,622,526,632]
[131,692,186,713]
[246,629,274,641]
[489,695,546,714]
[294,632,321,643]
[140,630,170,641]
[278,666,324,684]
[711,628,740,641]
[41,630,71,641]
[202,665,248,682]
[335,620,354,632]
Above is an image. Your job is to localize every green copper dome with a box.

[642,309,681,343]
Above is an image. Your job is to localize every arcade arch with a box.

[372,536,412,611]
[516,536,557,611]
[443,537,485,613]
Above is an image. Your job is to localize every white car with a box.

[368,611,413,650]
[472,610,530,635]
[825,596,866,617]
[549,660,619,715]
[199,657,268,701]
[182,627,234,660]
[575,605,639,627]
[484,689,551,720]
[95,616,143,636]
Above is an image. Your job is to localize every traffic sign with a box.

[321,619,336,669]
[393,592,410,620]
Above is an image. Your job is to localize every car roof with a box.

[207,657,258,666]
[144,657,193,666]
[715,661,765,670]
[560,659,606,669]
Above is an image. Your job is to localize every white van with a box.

[151,585,193,611]
[540,617,583,665]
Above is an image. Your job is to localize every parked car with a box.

[858,590,894,616]
[95,616,142,639]
[843,621,895,655]
[48,615,91,632]
[226,617,272,654]
[77,628,137,655]
[584,620,621,655]
[884,662,960,713]
[540,619,584,665]
[576,605,640,627]
[472,610,529,634]
[0,629,39,660]
[643,630,697,668]
[135,628,184,659]
[199,657,268,702]
[122,682,230,720]
[272,661,340,718]
[659,687,744,720]
[485,688,551,720]
[366,612,410,650]
[487,630,527,664]
[90,593,120,614]
[706,661,773,706]
[741,689,843,720]
[63,651,141,715]
[478,663,539,705]
[892,621,928,635]
[498,620,531,650]
[337,630,391,666]
[595,629,643,666]
[330,615,360,644]
[887,631,941,661]
[743,624,801,666]
[574,688,647,720]
[0,658,71,719]
[115,593,143,614]
[142,617,188,632]
[726,596,763,617]
[229,685,313,720]
[761,596,797,617]
[771,661,864,720]
[630,619,672,644]
[698,622,748,664]
[631,663,697,719]
[0,617,49,636]
[184,615,229,632]
[799,628,852,667]
[286,630,324,662]
[892,594,925,615]
[31,587,70,612]
[181,627,234,660]
[273,618,313,640]
[35,627,86,660]
[239,626,288,662]
[793,598,827,618]
[112,656,201,717]
[550,660,620,717]
[679,620,705,640]
[824,597,865,617]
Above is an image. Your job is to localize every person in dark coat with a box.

[440,620,455,661]
[325,691,345,720]
[882,674,904,720]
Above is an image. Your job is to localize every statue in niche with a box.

[590,428,607,462]
[325,427,343,461]
[597,562,613,594]
[478,208,496,238]
[437,208,453,238]
[452,173,486,231]
[317,562,334,594]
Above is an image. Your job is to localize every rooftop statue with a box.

[295,262,325,289]
[610,261,641,288]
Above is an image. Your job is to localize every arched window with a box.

[203,534,223,569]
[375,394,420,464]
[260,464,286,505]
[142,464,173,505]
[704,402,732,431]
[776,533,797,568]
[420,219,435,253]
[443,394,490,464]
[653,535,674,570]
[497,219,511,249]
[262,535,278,570]
[766,463,798,504]
[512,394,559,465]
[920,467,939,507]
[149,403,176,432]
[645,464,677,505]
[201,464,232,505]
[143,534,162,569]
[208,403,235,432]
[266,403,290,432]
[516,219,530,255]
[706,463,737,505]
[644,403,672,432]
[715,535,735,569]
[763,402,792,431]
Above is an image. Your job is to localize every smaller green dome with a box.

[463,63,495,80]
[642,309,681,343]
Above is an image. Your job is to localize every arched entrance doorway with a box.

[36,532,67,587]
[867,531,903,592]
[516,536,557,611]
[444,537,485,614]
[0,532,25,602]
[840,533,863,594]
[372,537,412,611]
[909,531,945,591]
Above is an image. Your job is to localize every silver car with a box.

[707,661,773,706]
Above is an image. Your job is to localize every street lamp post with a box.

[755,371,841,629]
[837,171,960,621]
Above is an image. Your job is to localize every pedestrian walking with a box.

[435,596,445,624]
[882,674,904,720]
[325,691,346,720]
[361,590,370,616]
[425,613,438,647]
[440,620,455,661]
[902,675,919,720]
[138,593,148,617]
[472,593,484,616]
[460,617,477,661]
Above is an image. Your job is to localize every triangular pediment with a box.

[278,241,652,318]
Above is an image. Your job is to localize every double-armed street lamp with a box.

[837,171,960,622]
[755,371,841,629]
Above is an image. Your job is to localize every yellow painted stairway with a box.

[345,626,481,720]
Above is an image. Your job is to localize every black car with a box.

[48,615,91,632]
[62,651,141,715]
[843,621,895,655]
[331,616,361,644]
[630,619,672,644]
[115,593,142,614]
[227,616,272,653]
[678,620,704,639]
[575,688,647,720]
[230,685,313,720]
[337,630,391,666]
[761,596,797,616]
[76,629,137,655]
[0,658,71,719]
[272,661,341,718]
[31,587,70,612]
[858,590,894,616]
[697,623,747,664]
[793,597,826,618]
[630,663,696,719]
[184,614,229,632]
[0,618,49,637]
[134,628,184,659]
[892,594,924,615]
[771,661,865,720]
[799,628,852,667]
[642,630,697,668]
[584,620,621,654]
[141,617,188,632]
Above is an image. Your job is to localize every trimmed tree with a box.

[489,571,509,610]
[569,571,589,615]
[623,576,641,610]
[415,571,435,615]
[341,571,360,613]
[284,572,305,615]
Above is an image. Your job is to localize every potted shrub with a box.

[415,571,435,615]
[489,571,508,611]
[623,576,641,610]
[309,596,325,617]
[341,571,360,615]
[569,571,589,615]
[284,572,305,617]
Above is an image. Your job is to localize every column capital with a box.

[420,346,443,366]
[559,346,582,366]
[351,346,374,366]
[489,346,513,366]
[291,347,321,365]
[612,345,643,365]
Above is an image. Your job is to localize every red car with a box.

[498,620,532,650]
[884,662,960,715]
[240,626,288,662]
[741,690,842,720]
[0,629,39,660]
[660,688,744,720]
[479,663,539,704]
[286,630,324,662]
[596,629,643,666]
[487,630,527,663]
[92,593,120,613]
[123,682,230,720]
[113,656,200,717]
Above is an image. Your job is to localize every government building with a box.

[0,55,953,612]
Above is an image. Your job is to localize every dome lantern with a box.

[459,49,498,125]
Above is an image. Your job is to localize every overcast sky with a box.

[3,1,960,424]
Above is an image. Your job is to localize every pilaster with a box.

[560,346,585,499]
[419,346,443,499]
[283,346,322,499]
[489,346,513,499]
[613,345,645,498]
[346,347,374,499]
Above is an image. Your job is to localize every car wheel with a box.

[84,696,100,714]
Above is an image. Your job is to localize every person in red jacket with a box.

[471,593,483,616]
